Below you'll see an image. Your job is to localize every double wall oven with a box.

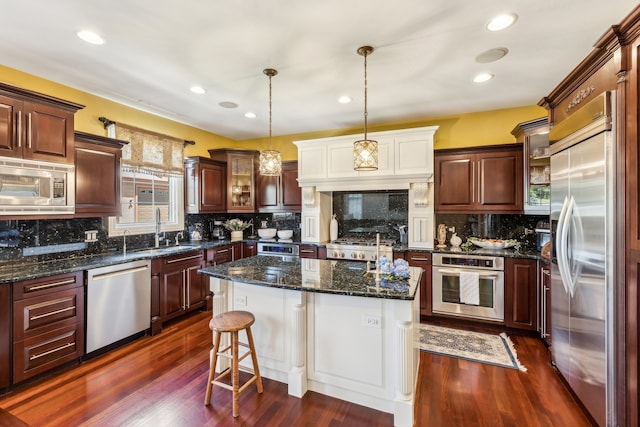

[432,253,505,322]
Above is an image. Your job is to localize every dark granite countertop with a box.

[392,244,542,260]
[198,256,421,301]
[0,238,541,285]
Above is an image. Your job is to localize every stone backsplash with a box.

[435,213,548,251]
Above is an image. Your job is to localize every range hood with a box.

[294,126,438,192]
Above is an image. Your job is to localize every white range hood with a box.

[294,126,437,248]
[295,126,437,192]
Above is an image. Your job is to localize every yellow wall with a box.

[1,65,547,159]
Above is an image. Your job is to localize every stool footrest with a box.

[211,375,258,394]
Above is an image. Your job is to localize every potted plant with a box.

[223,218,250,241]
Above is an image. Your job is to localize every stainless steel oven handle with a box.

[436,268,498,279]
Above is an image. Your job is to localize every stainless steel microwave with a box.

[0,157,75,215]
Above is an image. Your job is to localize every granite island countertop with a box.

[198,255,421,301]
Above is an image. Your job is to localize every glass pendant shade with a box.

[354,45,378,171]
[353,139,378,171]
[259,149,282,176]
[260,68,282,176]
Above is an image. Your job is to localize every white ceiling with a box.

[0,1,634,140]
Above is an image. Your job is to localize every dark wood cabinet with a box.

[184,156,226,214]
[299,244,318,259]
[208,149,257,213]
[0,285,10,388]
[406,252,432,317]
[538,263,551,345]
[0,82,83,164]
[74,131,126,217]
[243,241,258,258]
[257,161,301,212]
[435,144,523,213]
[505,258,537,331]
[153,251,207,325]
[206,243,241,266]
[11,272,84,383]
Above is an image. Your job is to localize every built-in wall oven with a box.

[432,253,505,322]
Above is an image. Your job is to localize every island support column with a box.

[288,301,307,397]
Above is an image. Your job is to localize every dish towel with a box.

[459,271,480,305]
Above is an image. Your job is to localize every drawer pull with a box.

[300,249,314,253]
[27,278,76,292]
[30,306,75,321]
[167,254,203,264]
[215,249,229,254]
[30,342,75,361]
[409,257,429,262]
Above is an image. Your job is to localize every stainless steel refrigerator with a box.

[549,91,615,426]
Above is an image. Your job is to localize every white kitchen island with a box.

[199,256,422,427]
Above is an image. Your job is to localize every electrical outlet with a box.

[363,315,381,328]
[84,230,98,243]
[234,295,247,306]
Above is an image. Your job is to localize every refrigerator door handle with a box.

[560,196,577,297]
[556,196,571,295]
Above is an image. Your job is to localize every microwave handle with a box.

[436,268,498,279]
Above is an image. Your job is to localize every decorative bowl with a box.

[277,229,293,239]
[258,228,277,239]
[468,237,517,249]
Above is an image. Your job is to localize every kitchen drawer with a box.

[13,271,83,300]
[13,287,84,341]
[13,323,84,383]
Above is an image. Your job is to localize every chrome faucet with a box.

[123,229,129,255]
[175,231,184,246]
[247,218,255,238]
[155,208,165,248]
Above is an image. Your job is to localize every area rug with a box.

[416,324,526,371]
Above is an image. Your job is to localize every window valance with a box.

[114,123,184,175]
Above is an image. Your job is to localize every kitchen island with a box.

[199,256,422,427]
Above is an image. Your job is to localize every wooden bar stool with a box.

[204,310,263,417]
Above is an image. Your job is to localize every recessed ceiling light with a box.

[77,30,105,45]
[218,101,238,109]
[473,73,494,83]
[475,48,509,64]
[190,86,206,95]
[486,13,518,31]
[338,96,352,104]
[245,112,256,119]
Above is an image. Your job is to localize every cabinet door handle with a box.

[182,271,187,310]
[30,342,75,361]
[16,111,22,148]
[30,305,75,321]
[472,161,476,204]
[26,278,76,292]
[27,113,32,148]
[167,253,203,264]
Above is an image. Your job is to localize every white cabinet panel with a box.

[396,134,434,175]
[298,144,326,180]
[327,142,357,178]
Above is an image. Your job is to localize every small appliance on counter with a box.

[210,220,225,240]
[189,223,203,241]
[535,220,550,251]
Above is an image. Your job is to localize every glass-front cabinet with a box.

[208,148,257,212]
[511,117,550,214]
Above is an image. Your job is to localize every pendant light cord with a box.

[268,71,273,149]
[363,49,368,141]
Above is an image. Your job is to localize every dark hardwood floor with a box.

[0,311,590,427]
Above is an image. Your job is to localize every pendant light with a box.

[259,68,282,176]
[353,46,378,171]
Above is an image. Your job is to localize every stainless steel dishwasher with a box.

[86,259,151,354]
